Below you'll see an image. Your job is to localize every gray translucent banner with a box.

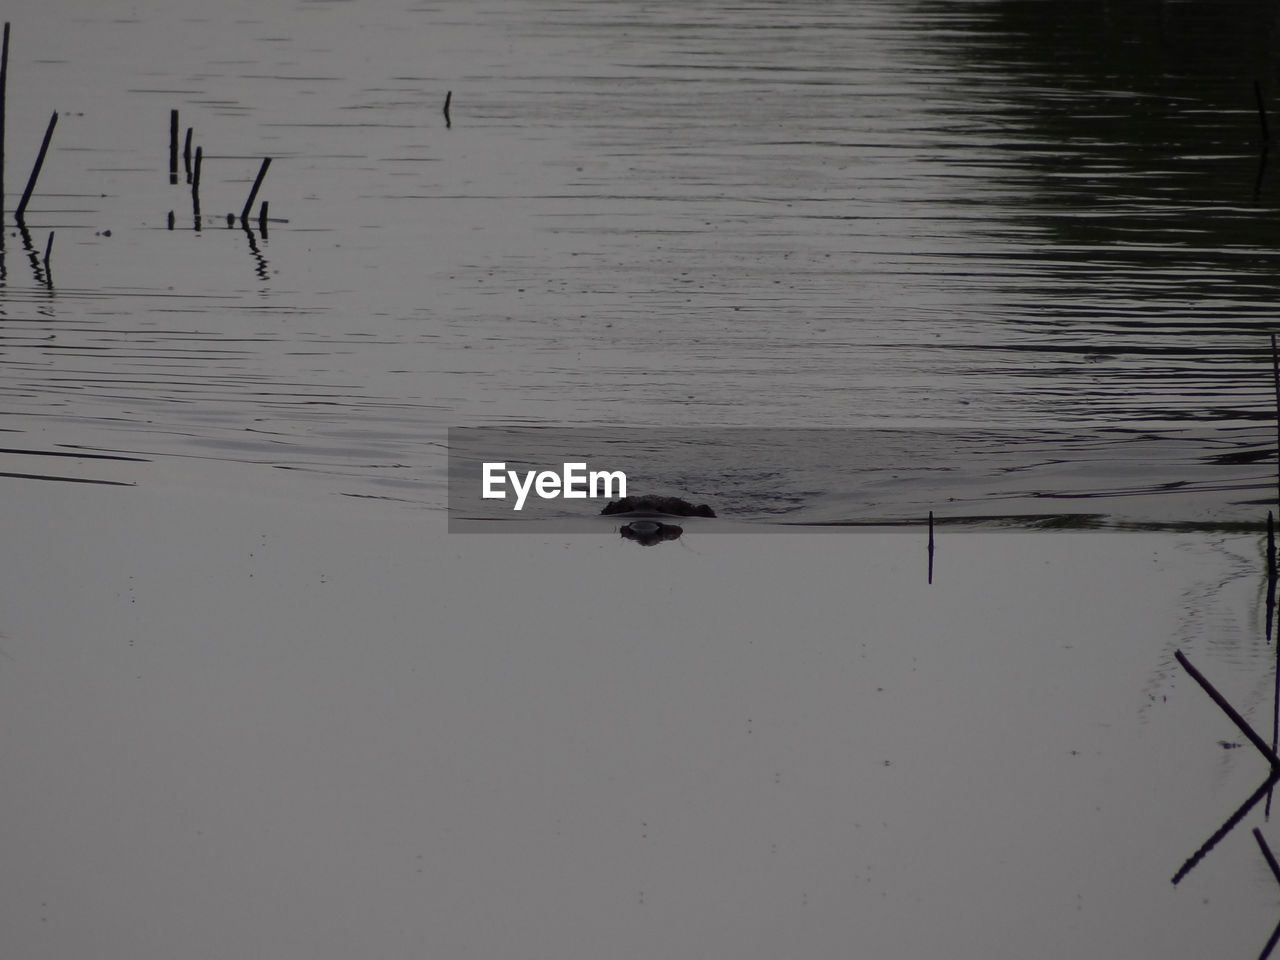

[448,426,1269,532]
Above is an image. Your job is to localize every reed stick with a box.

[1268,512,1277,647]
[1269,509,1276,593]
[240,157,270,223]
[0,23,10,226]
[1273,334,1280,510]
[15,111,57,223]
[1172,772,1278,884]
[1261,918,1280,960]
[1256,828,1280,885]
[169,108,178,182]
[927,510,935,584]
[1175,649,1280,768]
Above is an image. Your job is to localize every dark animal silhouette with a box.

[600,495,716,518]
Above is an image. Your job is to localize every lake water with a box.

[6,1,1280,957]
[2,0,1280,524]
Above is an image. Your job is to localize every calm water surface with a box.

[7,4,1280,959]
[2,0,1279,523]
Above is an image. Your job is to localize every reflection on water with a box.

[0,0,1279,525]
[618,519,684,546]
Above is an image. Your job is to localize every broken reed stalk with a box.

[1255,828,1280,885]
[0,22,9,226]
[15,111,57,223]
[1258,80,1272,144]
[1274,627,1280,770]
[169,108,178,181]
[183,126,192,164]
[444,89,452,128]
[1271,512,1277,583]
[1268,512,1277,646]
[42,230,51,265]
[927,510,935,584]
[191,147,203,229]
[1262,919,1280,960]
[1175,649,1280,769]
[258,200,268,232]
[239,157,270,223]
[1275,582,1280,760]
[1171,772,1279,884]
[1272,333,1280,510]
[1273,647,1280,767]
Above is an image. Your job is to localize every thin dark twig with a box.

[240,157,271,223]
[1254,828,1280,886]
[1174,650,1280,769]
[15,111,57,223]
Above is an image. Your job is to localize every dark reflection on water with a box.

[920,0,1280,431]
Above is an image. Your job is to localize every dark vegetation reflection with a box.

[929,0,1280,428]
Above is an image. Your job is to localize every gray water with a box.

[3,0,1280,525]
[8,4,1280,959]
